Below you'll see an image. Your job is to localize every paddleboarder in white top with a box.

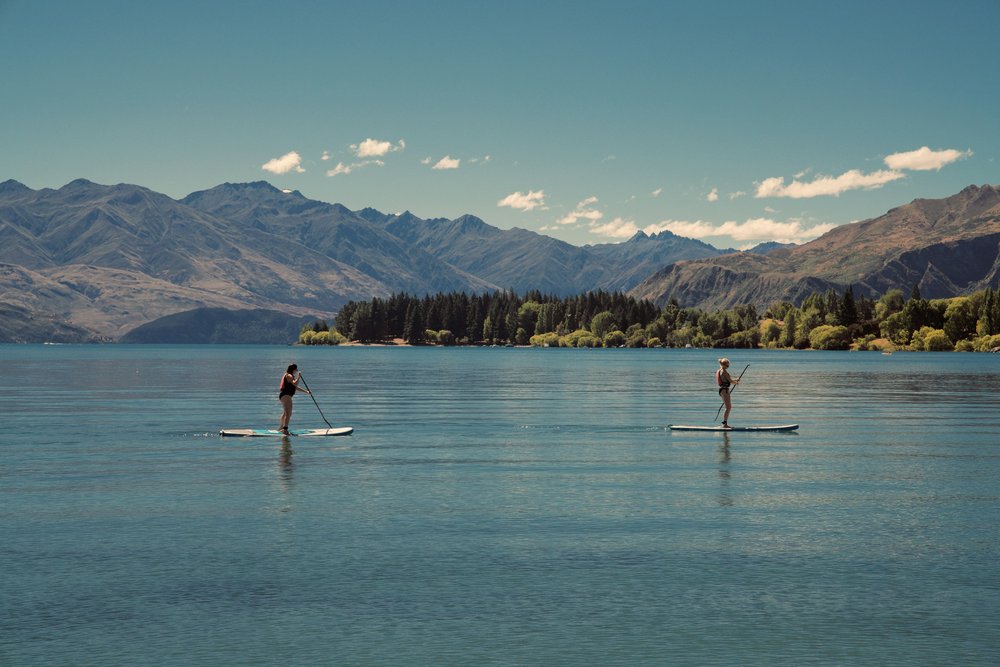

[716,358,739,429]
[278,363,310,435]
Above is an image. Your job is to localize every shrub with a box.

[923,329,953,351]
[438,329,456,346]
[972,333,1000,352]
[530,332,561,347]
[561,328,593,348]
[852,334,877,351]
[646,336,662,348]
[625,334,647,348]
[603,330,626,348]
[809,324,850,350]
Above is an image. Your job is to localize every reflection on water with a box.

[717,435,733,507]
[278,438,293,471]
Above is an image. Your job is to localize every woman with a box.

[278,363,310,435]
[716,358,739,429]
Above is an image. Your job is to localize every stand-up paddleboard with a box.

[668,424,798,432]
[220,427,353,437]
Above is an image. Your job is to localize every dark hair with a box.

[286,364,298,373]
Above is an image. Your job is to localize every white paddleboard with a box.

[219,427,354,437]
[668,424,798,432]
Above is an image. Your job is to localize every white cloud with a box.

[884,146,972,171]
[557,196,603,225]
[261,151,305,175]
[591,217,639,239]
[321,151,331,161]
[325,159,384,177]
[728,190,747,200]
[498,190,547,211]
[421,156,432,165]
[755,169,904,198]
[351,138,405,158]
[326,162,352,177]
[706,188,719,202]
[645,217,837,245]
[432,156,461,170]
[650,187,663,198]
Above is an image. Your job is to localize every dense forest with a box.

[299,286,1000,352]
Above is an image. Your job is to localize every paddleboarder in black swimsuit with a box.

[716,358,739,429]
[278,363,310,435]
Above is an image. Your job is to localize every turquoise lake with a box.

[2,345,999,665]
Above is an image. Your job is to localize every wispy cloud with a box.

[498,190,547,211]
[557,196,603,225]
[352,138,405,158]
[591,217,638,239]
[753,146,971,199]
[884,146,972,171]
[650,187,663,198]
[706,188,719,202]
[646,217,837,244]
[326,159,384,177]
[729,190,746,200]
[321,150,331,161]
[755,169,904,198]
[261,151,305,175]
[432,156,460,170]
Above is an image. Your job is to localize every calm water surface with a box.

[1,345,998,665]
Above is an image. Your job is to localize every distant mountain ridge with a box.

[0,178,727,341]
[3,178,998,342]
[630,184,1000,309]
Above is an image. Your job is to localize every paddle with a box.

[297,372,334,429]
[715,363,750,422]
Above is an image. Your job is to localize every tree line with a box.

[298,286,1000,352]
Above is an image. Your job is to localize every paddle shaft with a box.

[715,363,750,421]
[297,372,334,429]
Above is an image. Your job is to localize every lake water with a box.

[2,345,999,666]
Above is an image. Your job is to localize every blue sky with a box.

[2,0,998,249]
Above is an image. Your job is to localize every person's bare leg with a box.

[279,395,293,431]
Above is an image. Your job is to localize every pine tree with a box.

[403,301,424,344]
[838,286,858,326]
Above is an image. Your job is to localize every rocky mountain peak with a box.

[0,179,32,195]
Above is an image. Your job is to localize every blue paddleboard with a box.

[219,427,353,437]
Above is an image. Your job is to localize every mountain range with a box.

[630,184,1000,310]
[2,178,998,342]
[0,178,726,341]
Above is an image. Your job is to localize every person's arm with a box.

[292,373,311,394]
